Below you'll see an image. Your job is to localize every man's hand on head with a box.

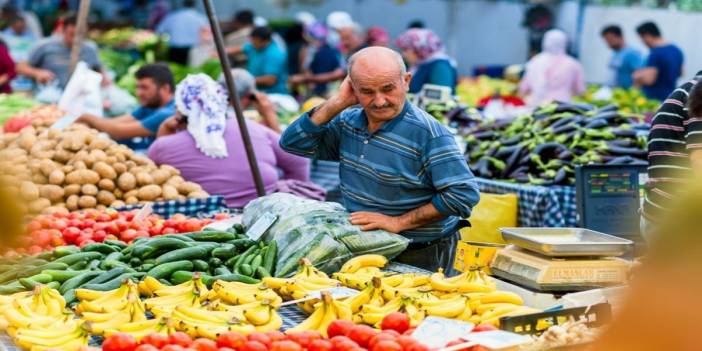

[350,211,404,234]
[332,76,359,110]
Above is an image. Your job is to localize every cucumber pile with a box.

[0,227,277,303]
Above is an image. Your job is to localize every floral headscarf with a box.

[395,28,445,62]
[175,74,228,158]
[366,26,389,46]
[305,21,328,42]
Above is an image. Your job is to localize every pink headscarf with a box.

[366,27,389,46]
[395,28,444,62]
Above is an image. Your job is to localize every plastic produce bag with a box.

[102,85,138,116]
[35,81,63,104]
[460,193,518,244]
[243,194,409,276]
[59,61,104,117]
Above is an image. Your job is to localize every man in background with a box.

[601,25,642,89]
[633,21,684,100]
[156,0,208,65]
[227,27,288,94]
[225,9,254,68]
[338,24,366,59]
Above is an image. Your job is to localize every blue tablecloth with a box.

[114,196,227,219]
[473,178,579,228]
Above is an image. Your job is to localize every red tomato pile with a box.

[4,210,229,256]
[98,314,428,351]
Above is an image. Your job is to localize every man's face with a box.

[251,37,268,50]
[603,33,623,50]
[136,78,163,108]
[339,28,360,51]
[351,70,411,122]
[63,24,76,47]
[639,34,655,48]
[10,20,25,34]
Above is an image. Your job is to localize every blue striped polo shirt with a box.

[280,101,480,242]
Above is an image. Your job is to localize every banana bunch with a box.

[76,280,148,335]
[210,281,282,306]
[378,273,431,300]
[2,286,70,332]
[287,291,352,337]
[263,259,340,304]
[144,276,208,317]
[170,304,256,339]
[430,268,497,293]
[343,277,385,313]
[11,319,89,351]
[333,254,389,290]
[463,290,539,326]
[104,317,177,342]
[357,296,425,327]
[339,254,388,274]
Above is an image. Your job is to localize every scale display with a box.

[586,172,636,197]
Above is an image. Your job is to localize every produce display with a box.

[243,194,409,277]
[91,28,161,50]
[2,105,64,133]
[0,122,210,217]
[117,60,222,96]
[576,85,660,115]
[0,94,37,128]
[464,101,648,185]
[456,76,519,107]
[522,318,599,350]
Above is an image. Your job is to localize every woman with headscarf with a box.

[148,74,317,208]
[396,28,458,94]
[366,26,389,47]
[289,21,345,97]
[519,29,586,106]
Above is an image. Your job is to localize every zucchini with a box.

[154,246,211,266]
[184,231,238,242]
[81,243,118,254]
[147,260,194,279]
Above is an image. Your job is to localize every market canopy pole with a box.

[69,0,91,75]
[201,0,266,197]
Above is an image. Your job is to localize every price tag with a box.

[306,287,358,300]
[133,202,153,222]
[204,216,242,231]
[246,212,277,241]
[50,113,80,130]
[412,317,474,349]
[463,331,532,349]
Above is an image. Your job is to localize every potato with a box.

[188,191,209,199]
[66,170,100,185]
[64,184,81,196]
[113,188,124,199]
[166,175,185,186]
[96,205,107,211]
[97,190,116,206]
[177,182,201,195]
[137,185,161,201]
[115,153,127,163]
[53,149,74,164]
[176,195,187,201]
[61,165,74,174]
[31,173,48,185]
[117,172,137,191]
[39,159,57,177]
[124,161,137,170]
[48,169,65,185]
[41,185,65,202]
[98,178,115,191]
[66,194,79,211]
[105,156,118,164]
[112,162,127,175]
[20,181,39,201]
[78,195,97,209]
[73,161,87,170]
[110,200,126,208]
[89,149,107,163]
[124,190,137,199]
[81,184,98,196]
[162,185,179,200]
[28,198,51,213]
[88,138,111,150]
[125,196,139,205]
[18,130,37,151]
[160,164,179,176]
[136,172,154,186]
[93,162,117,180]
[42,206,67,215]
[151,170,170,185]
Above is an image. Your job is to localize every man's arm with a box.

[633,67,658,86]
[255,74,277,87]
[77,114,152,140]
[16,62,54,84]
[252,92,280,133]
[309,69,346,84]
[350,202,445,233]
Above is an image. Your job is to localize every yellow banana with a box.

[356,266,382,275]
[359,312,385,325]
[285,299,326,334]
[262,277,290,289]
[429,271,458,292]
[340,254,388,273]
[361,297,402,314]
[481,307,541,327]
[254,309,283,332]
[244,303,274,326]
[87,312,132,334]
[113,318,164,332]
[80,309,129,323]
[316,301,337,337]
[343,285,373,313]
[14,326,85,350]
[455,300,473,321]
[332,300,353,321]
[381,274,405,287]
[475,291,524,305]
[479,305,525,321]
[423,296,468,318]
[475,303,518,315]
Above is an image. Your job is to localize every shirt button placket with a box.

[360,135,369,160]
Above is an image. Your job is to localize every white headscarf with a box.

[175,74,228,158]
[542,29,568,56]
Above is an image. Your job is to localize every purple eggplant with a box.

[605,142,648,157]
[612,129,637,138]
[585,118,609,129]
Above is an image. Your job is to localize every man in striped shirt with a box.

[280,47,480,272]
[643,71,702,240]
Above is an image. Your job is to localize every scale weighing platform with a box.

[490,227,633,293]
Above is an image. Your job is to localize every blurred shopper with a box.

[2,16,36,61]
[227,27,288,94]
[284,22,306,76]
[219,68,281,133]
[366,27,390,47]
[0,3,41,39]
[641,71,702,240]
[149,74,312,208]
[0,38,15,93]
[407,20,425,29]
[519,29,585,106]
[338,24,366,59]
[396,28,457,94]
[156,0,208,65]
[326,11,354,49]
[224,9,254,68]
[633,21,684,101]
[601,25,642,89]
[289,22,345,97]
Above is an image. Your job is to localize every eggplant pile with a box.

[464,101,649,186]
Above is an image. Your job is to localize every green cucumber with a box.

[84,267,134,286]
[37,252,53,260]
[103,251,124,262]
[212,273,260,285]
[192,260,209,272]
[262,241,277,275]
[210,244,236,260]
[0,269,19,284]
[42,269,86,282]
[249,255,263,274]
[104,240,128,249]
[59,271,101,294]
[81,243,118,254]
[140,264,155,272]
[227,238,255,251]
[0,281,25,294]
[53,252,103,266]
[208,257,222,269]
[102,260,132,270]
[88,260,102,270]
[232,245,257,271]
[25,262,69,277]
[184,231,238,242]
[46,281,60,290]
[239,264,253,277]
[19,273,53,289]
[161,234,195,242]
[140,237,193,258]
[154,246,211,265]
[255,266,271,278]
[81,272,144,291]
[232,224,244,234]
[224,255,239,268]
[143,259,156,265]
[53,245,80,257]
[129,257,142,267]
[214,267,231,276]
[147,261,194,279]
[170,271,211,285]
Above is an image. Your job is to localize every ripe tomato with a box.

[141,333,169,348]
[381,313,410,334]
[402,328,416,336]
[247,332,272,347]
[369,333,397,350]
[266,331,287,343]
[149,225,163,236]
[133,345,159,351]
[328,319,355,338]
[395,336,417,351]
[27,245,42,255]
[169,332,193,347]
[217,332,248,349]
[219,348,237,351]
[214,213,229,220]
[33,230,51,246]
[96,213,111,222]
[308,339,333,351]
[287,332,315,348]
[330,336,359,351]
[102,332,137,351]
[383,330,400,337]
[27,221,42,232]
[372,340,403,351]
[121,229,138,242]
[270,340,303,351]
[406,343,429,351]
[62,227,81,243]
[241,341,268,351]
[190,338,218,351]
[160,346,184,351]
[162,227,177,234]
[472,324,498,333]
[93,230,107,242]
[134,230,150,239]
[347,325,378,348]
[78,239,95,247]
[445,340,470,351]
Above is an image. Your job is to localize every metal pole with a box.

[69,0,91,75]
[202,0,266,197]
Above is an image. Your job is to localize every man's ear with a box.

[403,73,412,91]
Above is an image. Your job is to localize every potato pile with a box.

[0,122,209,216]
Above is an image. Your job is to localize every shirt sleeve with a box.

[279,111,342,161]
[140,108,174,134]
[646,49,662,70]
[267,128,310,181]
[684,89,702,150]
[421,135,480,218]
[429,61,455,88]
[146,140,163,165]
[626,50,643,71]
[0,45,16,81]
[27,42,44,66]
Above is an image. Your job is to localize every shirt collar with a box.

[350,100,411,134]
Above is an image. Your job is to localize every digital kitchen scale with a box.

[490,228,633,292]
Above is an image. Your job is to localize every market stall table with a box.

[474,178,578,227]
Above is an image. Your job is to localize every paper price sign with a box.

[412,317,474,348]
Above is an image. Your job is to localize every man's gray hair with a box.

[219,68,256,99]
[347,47,407,77]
